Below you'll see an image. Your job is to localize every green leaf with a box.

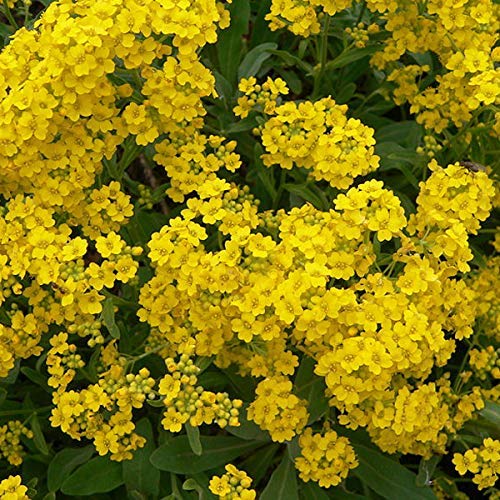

[123,419,160,497]
[0,388,7,407]
[3,359,20,384]
[117,137,142,176]
[300,482,330,499]
[225,116,259,135]
[301,482,366,499]
[330,486,366,500]
[61,456,123,496]
[239,444,280,484]
[276,68,303,95]
[479,401,500,427]
[123,208,166,246]
[150,436,263,474]
[261,454,299,500]
[416,456,441,487]
[217,0,250,84]
[127,491,148,500]
[375,121,423,149]
[101,297,121,339]
[353,445,437,500]
[226,405,270,441]
[186,423,203,456]
[238,42,278,80]
[268,49,313,74]
[336,82,357,104]
[183,476,217,500]
[283,184,326,211]
[213,70,234,106]
[249,0,278,47]
[408,51,434,68]
[30,414,49,456]
[21,367,50,392]
[287,436,301,461]
[376,142,420,188]
[252,144,276,204]
[0,23,14,49]
[47,446,94,492]
[325,46,379,72]
[295,357,328,424]
[222,365,257,402]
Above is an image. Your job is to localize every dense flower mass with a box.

[0,0,497,497]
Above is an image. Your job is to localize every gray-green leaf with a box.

[123,418,160,497]
[150,436,263,474]
[353,445,436,500]
[47,446,94,492]
[61,455,123,496]
[261,454,299,500]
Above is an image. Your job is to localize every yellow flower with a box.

[0,475,29,500]
[95,232,125,258]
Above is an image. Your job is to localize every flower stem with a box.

[312,15,331,100]
[3,0,19,29]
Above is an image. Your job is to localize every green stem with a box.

[126,342,170,367]
[2,0,19,29]
[23,0,29,25]
[102,290,139,309]
[312,15,331,100]
[452,342,474,393]
[272,169,286,210]
[0,406,52,417]
[355,0,367,25]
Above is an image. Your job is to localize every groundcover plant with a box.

[0,0,498,498]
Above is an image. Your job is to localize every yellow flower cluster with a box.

[257,96,379,189]
[0,309,42,378]
[453,438,500,490]
[154,132,243,204]
[266,0,353,37]
[362,381,484,458]
[416,134,444,159]
[368,0,500,132]
[295,427,358,488]
[470,256,500,340]
[469,346,499,381]
[159,343,242,432]
[408,161,495,273]
[46,336,159,460]
[0,475,29,500]
[0,421,33,466]
[46,332,85,391]
[50,359,155,460]
[345,22,380,48]
[209,464,256,500]
[247,376,308,442]
[234,77,289,118]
